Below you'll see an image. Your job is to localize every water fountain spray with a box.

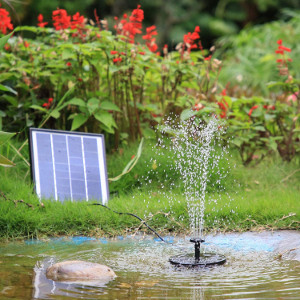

[161,116,227,267]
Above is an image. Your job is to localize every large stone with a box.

[46,260,116,282]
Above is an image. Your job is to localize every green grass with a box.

[0,139,299,241]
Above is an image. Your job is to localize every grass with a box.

[0,138,299,241]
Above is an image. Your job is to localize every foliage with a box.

[188,32,300,165]
[0,5,299,164]
[0,6,221,150]
[217,15,300,96]
[0,130,15,166]
[5,0,300,49]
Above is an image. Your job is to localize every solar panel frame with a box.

[29,128,109,204]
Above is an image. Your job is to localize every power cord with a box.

[90,203,166,242]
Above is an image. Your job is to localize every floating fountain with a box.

[158,116,228,267]
[169,238,226,267]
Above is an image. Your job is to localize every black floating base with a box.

[169,253,226,267]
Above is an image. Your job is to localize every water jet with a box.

[158,117,229,267]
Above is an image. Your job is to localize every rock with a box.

[46,260,116,282]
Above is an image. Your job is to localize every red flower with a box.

[66,62,72,67]
[263,104,276,111]
[142,25,158,53]
[183,26,200,50]
[115,5,144,43]
[71,12,85,30]
[42,103,50,109]
[279,45,291,52]
[42,97,54,109]
[24,41,29,48]
[248,105,258,116]
[220,111,226,119]
[192,103,204,111]
[113,57,122,63]
[221,88,227,96]
[37,14,48,28]
[52,9,71,30]
[110,50,118,55]
[0,7,13,34]
[275,50,284,54]
[139,51,145,55]
[275,39,292,76]
[147,41,158,53]
[130,5,144,23]
[176,25,201,61]
[217,102,226,110]
[204,55,212,61]
[4,43,10,51]
[217,88,228,119]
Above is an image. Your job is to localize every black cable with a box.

[90,203,166,242]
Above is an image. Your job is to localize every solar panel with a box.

[29,128,109,204]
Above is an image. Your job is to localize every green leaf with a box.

[63,98,86,108]
[0,154,15,167]
[94,111,117,131]
[180,109,197,121]
[109,138,144,182]
[62,48,75,60]
[253,126,266,131]
[0,131,15,146]
[267,81,289,90]
[56,86,75,109]
[30,105,48,112]
[142,128,156,139]
[14,26,39,34]
[269,139,277,151]
[2,95,18,107]
[71,114,89,131]
[0,32,13,49]
[87,97,100,114]
[264,114,275,121]
[100,101,121,112]
[231,138,243,147]
[109,65,120,73]
[49,109,60,119]
[0,84,17,95]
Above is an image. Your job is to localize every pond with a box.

[0,231,299,299]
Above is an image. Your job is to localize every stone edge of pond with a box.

[18,230,300,263]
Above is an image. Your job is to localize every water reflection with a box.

[0,232,299,299]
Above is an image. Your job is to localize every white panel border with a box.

[97,137,108,204]
[31,131,41,199]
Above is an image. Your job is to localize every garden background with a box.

[0,0,299,240]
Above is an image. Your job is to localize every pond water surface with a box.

[0,232,299,299]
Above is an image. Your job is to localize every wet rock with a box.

[273,231,300,262]
[46,260,116,282]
